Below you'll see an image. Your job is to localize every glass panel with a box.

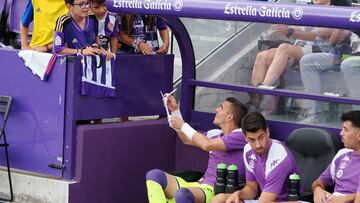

[180,18,248,62]
[194,87,360,128]
[190,21,360,100]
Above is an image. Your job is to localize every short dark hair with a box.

[341,110,360,128]
[65,0,74,4]
[225,97,248,128]
[241,112,267,134]
[90,0,105,4]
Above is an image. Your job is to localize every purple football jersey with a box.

[199,129,247,186]
[319,148,360,195]
[244,140,300,202]
[53,14,98,53]
[97,12,119,50]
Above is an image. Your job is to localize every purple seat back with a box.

[9,0,33,33]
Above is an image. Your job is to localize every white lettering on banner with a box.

[224,4,257,16]
[113,0,176,11]
[350,11,360,22]
[144,0,171,10]
[259,6,290,18]
[224,3,298,20]
[113,0,142,8]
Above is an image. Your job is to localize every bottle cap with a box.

[227,164,238,171]
[217,163,227,169]
[289,173,300,180]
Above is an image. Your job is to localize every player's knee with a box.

[256,51,268,62]
[175,188,195,203]
[146,169,167,189]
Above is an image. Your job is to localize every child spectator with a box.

[20,0,68,52]
[90,0,119,60]
[119,14,169,54]
[53,0,110,57]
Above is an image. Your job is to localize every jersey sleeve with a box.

[319,164,334,187]
[52,14,70,53]
[21,0,34,27]
[110,14,119,38]
[221,130,246,151]
[318,149,352,187]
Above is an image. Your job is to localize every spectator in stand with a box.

[119,14,169,54]
[20,0,68,52]
[299,29,352,123]
[250,0,351,116]
[90,0,119,60]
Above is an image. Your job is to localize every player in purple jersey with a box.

[146,96,248,203]
[90,0,118,60]
[212,112,300,203]
[53,0,110,57]
[312,110,360,203]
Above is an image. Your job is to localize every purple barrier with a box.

[107,0,360,29]
[69,119,176,203]
[0,49,66,177]
[0,49,174,179]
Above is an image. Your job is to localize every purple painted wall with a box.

[0,49,174,179]
[69,119,176,203]
[0,49,66,177]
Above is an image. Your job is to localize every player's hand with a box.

[225,191,242,203]
[169,116,185,130]
[272,24,289,36]
[326,194,350,203]
[165,94,178,112]
[313,187,330,203]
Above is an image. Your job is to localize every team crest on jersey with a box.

[248,153,257,169]
[55,36,62,46]
[249,159,255,169]
[336,169,343,178]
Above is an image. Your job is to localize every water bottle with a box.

[288,173,301,201]
[214,163,227,195]
[225,164,239,193]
